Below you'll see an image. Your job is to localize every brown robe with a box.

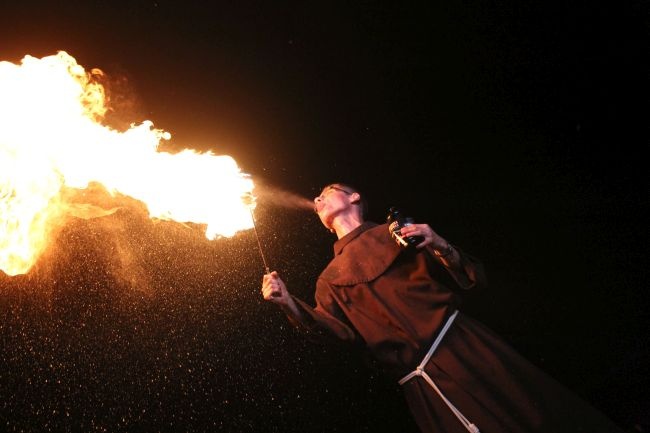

[289,222,622,432]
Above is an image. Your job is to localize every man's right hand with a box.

[262,271,291,305]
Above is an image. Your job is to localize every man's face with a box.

[313,184,355,228]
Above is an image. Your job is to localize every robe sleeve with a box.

[426,245,488,290]
[284,278,360,344]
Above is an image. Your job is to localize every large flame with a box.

[0,52,254,276]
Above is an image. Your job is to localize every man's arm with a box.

[400,223,487,289]
[261,272,359,342]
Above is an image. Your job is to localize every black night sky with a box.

[0,1,647,432]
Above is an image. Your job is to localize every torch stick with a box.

[249,206,271,275]
[250,207,282,299]
[245,193,280,297]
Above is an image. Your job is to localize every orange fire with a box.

[0,52,255,276]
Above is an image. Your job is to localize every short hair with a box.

[323,182,368,219]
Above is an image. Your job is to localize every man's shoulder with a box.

[357,222,390,242]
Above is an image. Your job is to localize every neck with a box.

[331,215,364,239]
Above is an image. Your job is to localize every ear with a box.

[349,192,361,204]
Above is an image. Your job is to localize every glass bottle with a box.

[386,207,424,250]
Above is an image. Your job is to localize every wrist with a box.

[433,242,454,258]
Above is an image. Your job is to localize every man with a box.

[261,183,622,432]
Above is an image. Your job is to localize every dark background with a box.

[1,1,647,432]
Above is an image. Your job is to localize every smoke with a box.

[253,180,314,211]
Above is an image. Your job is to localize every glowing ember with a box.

[0,51,254,276]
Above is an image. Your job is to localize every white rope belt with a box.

[398,311,480,433]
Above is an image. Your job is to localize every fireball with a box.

[0,52,254,276]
